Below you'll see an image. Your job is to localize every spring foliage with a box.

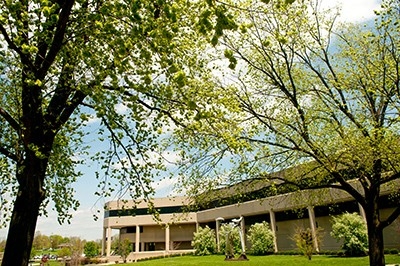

[84,241,100,259]
[331,212,368,256]
[293,228,315,260]
[173,1,400,265]
[192,226,217,255]
[247,222,274,255]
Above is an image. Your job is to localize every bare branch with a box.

[102,85,187,128]
[380,205,400,229]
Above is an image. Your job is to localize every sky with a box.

[0,0,382,242]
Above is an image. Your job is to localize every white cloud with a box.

[35,207,103,240]
[324,0,381,22]
[114,102,129,115]
[0,200,105,241]
[86,115,101,125]
[152,176,181,197]
[112,149,182,171]
[161,150,182,165]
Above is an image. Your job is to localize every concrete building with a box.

[102,184,400,261]
[102,196,197,261]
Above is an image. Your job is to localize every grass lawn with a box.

[111,254,400,266]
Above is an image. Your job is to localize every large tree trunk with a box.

[365,188,385,266]
[367,224,385,266]
[2,161,46,266]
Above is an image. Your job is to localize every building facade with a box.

[102,187,399,260]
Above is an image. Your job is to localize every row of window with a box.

[104,205,185,218]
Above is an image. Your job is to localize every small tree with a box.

[49,234,66,250]
[247,222,274,255]
[69,237,84,266]
[331,212,368,256]
[119,238,132,263]
[84,241,99,259]
[192,226,216,255]
[293,228,315,260]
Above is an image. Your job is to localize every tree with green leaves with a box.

[172,1,400,266]
[57,246,71,259]
[0,0,230,264]
[84,240,99,259]
[68,236,84,266]
[49,234,66,250]
[32,232,51,251]
[118,238,132,263]
[293,227,316,260]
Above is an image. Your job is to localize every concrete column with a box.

[358,203,367,223]
[307,206,319,252]
[165,225,170,252]
[101,227,106,256]
[135,225,140,253]
[106,226,112,257]
[269,210,278,252]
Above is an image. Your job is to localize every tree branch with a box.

[0,24,34,70]
[380,205,400,229]
[102,85,187,128]
[101,118,152,197]
[379,172,400,186]
[58,90,87,126]
[37,0,75,79]
[0,146,18,162]
[0,107,21,133]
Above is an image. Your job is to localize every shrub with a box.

[57,246,72,257]
[218,223,241,256]
[84,241,99,258]
[331,212,368,256]
[293,227,315,260]
[390,249,399,255]
[192,226,217,255]
[385,248,399,255]
[247,221,274,255]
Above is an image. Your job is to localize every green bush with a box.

[192,226,217,255]
[84,241,100,258]
[247,222,274,255]
[331,212,368,257]
[391,249,399,255]
[385,248,399,255]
